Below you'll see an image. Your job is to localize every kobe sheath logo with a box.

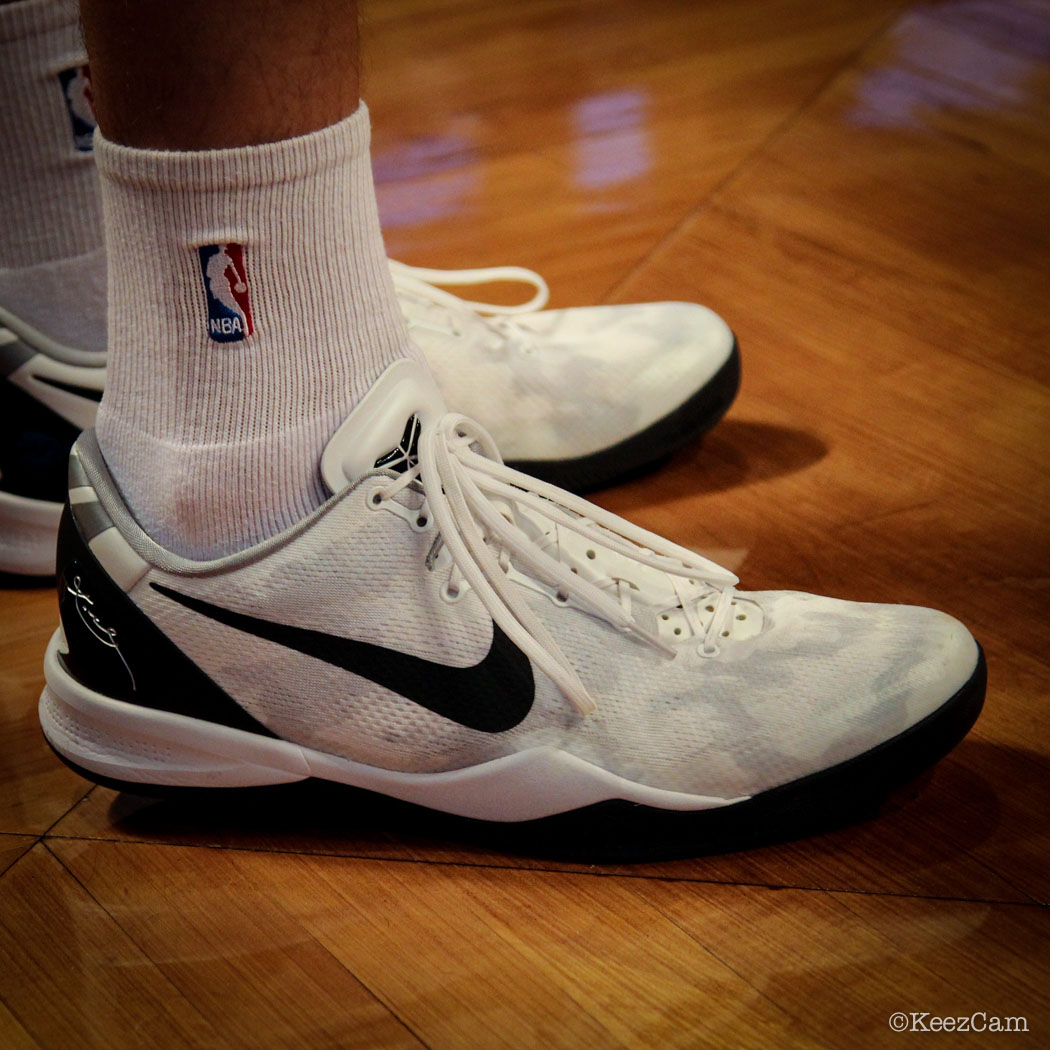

[64,571,136,691]
[57,65,96,152]
[198,244,254,342]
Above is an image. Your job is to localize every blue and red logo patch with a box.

[57,65,96,152]
[198,244,254,343]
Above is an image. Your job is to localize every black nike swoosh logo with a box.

[33,374,104,402]
[150,583,534,733]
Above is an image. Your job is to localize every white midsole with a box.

[0,490,61,575]
[39,628,745,822]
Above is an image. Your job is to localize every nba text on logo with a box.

[198,244,254,343]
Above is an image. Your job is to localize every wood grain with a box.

[0,835,35,879]
[2,0,1048,1046]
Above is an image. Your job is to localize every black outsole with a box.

[0,570,54,589]
[47,646,985,863]
[506,340,742,493]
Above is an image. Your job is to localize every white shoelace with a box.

[389,259,550,350]
[374,413,739,716]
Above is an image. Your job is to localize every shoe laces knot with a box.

[377,413,738,717]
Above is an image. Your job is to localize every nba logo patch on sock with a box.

[57,66,96,152]
[198,244,255,343]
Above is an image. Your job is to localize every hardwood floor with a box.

[2,1,1048,1046]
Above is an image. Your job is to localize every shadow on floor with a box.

[603,419,828,509]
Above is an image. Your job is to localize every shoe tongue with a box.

[320,359,447,493]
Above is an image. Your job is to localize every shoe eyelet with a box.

[698,642,720,659]
[369,490,385,509]
[554,591,569,605]
[441,581,463,603]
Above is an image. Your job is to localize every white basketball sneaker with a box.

[390,261,739,491]
[40,359,983,860]
[1,262,738,575]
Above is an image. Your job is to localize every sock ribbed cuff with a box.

[94,103,373,191]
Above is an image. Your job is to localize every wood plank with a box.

[0,845,216,1050]
[50,839,825,1050]
[364,0,907,305]
[647,879,1050,1047]
[0,843,423,1050]
[0,997,43,1050]
[0,834,37,878]
[43,839,1050,1050]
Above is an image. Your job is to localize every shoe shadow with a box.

[0,570,54,590]
[603,419,828,507]
[96,738,1046,885]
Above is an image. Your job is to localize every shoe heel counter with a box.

[1,340,80,502]
[55,462,277,737]
[56,500,141,702]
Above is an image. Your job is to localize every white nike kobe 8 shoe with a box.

[390,261,739,491]
[1,262,738,575]
[40,360,983,860]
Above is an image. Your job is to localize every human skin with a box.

[78,0,361,149]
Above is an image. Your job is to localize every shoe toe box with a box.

[495,301,736,459]
[737,594,981,789]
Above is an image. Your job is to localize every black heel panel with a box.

[0,380,79,501]
[55,505,277,737]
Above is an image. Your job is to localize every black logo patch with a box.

[373,416,421,474]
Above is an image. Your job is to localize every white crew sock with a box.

[94,104,423,559]
[0,0,106,351]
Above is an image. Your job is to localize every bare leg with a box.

[80,0,360,149]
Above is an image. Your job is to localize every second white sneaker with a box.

[392,260,740,490]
